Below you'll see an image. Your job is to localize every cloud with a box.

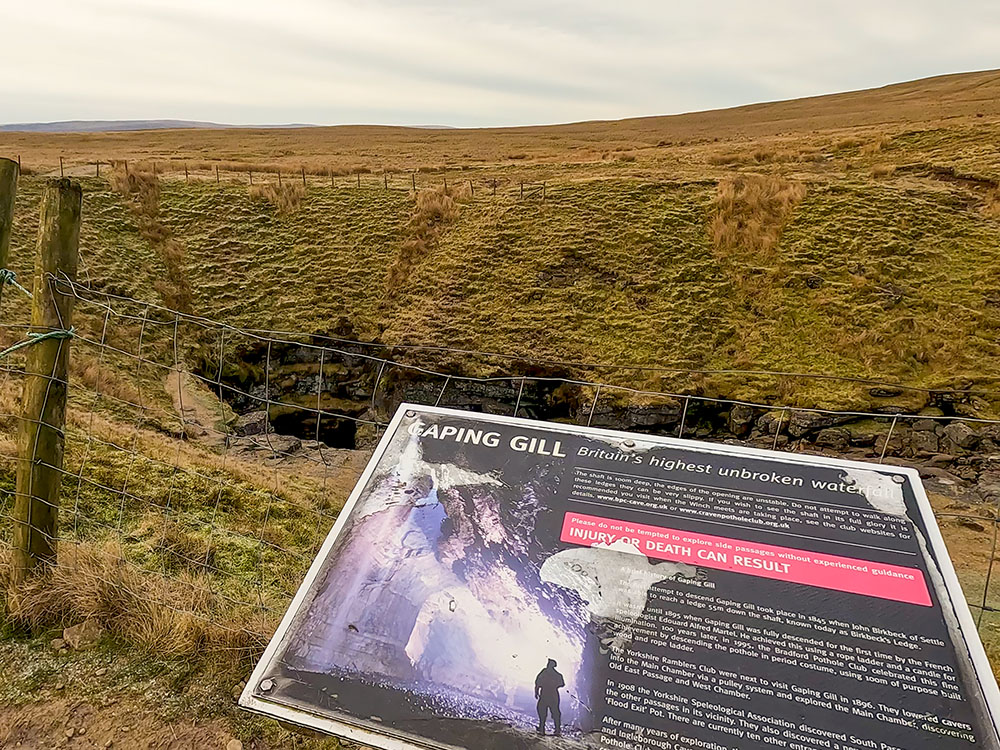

[2,0,998,126]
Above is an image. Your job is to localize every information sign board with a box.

[241,404,1000,750]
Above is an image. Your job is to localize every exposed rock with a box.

[63,619,103,651]
[786,411,851,438]
[261,433,302,455]
[234,410,270,437]
[943,422,979,450]
[50,637,66,651]
[815,428,850,451]
[910,430,939,454]
[927,453,958,468]
[912,419,939,432]
[226,740,243,750]
[869,387,904,398]
[728,405,755,437]
[919,467,963,485]
[958,518,986,532]
[874,432,905,458]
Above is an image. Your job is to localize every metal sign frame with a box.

[240,403,1000,748]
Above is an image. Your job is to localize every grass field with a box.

[2,69,1000,745]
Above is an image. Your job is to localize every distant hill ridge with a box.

[0,120,459,133]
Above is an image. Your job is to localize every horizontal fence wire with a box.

[0,275,998,671]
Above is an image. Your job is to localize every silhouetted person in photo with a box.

[535,658,564,736]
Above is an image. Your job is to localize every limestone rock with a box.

[234,411,269,437]
[815,428,850,451]
[943,422,979,450]
[910,430,939,454]
[728,405,755,437]
[63,619,103,651]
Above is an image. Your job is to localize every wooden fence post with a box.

[469,179,474,196]
[277,170,281,187]
[302,167,306,187]
[356,172,360,189]
[95,161,100,177]
[0,158,17,274]
[124,159,129,175]
[216,166,220,184]
[412,172,416,190]
[185,164,189,181]
[12,178,81,583]
[59,157,64,177]
[249,169,253,185]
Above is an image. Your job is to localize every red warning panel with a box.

[560,511,932,606]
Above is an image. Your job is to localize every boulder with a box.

[728,405,755,437]
[911,419,939,432]
[786,411,850,438]
[910,430,939,454]
[943,422,979,450]
[234,411,270,437]
[264,433,302,455]
[815,428,850,451]
[63,619,103,651]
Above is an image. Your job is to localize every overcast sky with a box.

[4,0,999,127]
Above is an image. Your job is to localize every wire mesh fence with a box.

[2,273,1000,670]
[4,156,542,198]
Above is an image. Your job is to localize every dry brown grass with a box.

[711,174,806,312]
[871,163,897,178]
[386,184,467,290]
[2,69,997,177]
[108,166,192,312]
[711,174,806,263]
[986,188,1000,218]
[1,542,274,657]
[248,182,305,214]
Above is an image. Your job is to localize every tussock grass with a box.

[109,166,193,312]
[871,163,897,178]
[1,542,273,657]
[711,175,806,264]
[986,189,1000,218]
[248,182,305,214]
[386,185,467,290]
[710,174,806,314]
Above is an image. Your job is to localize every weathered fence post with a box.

[215,166,220,184]
[277,170,281,187]
[469,179,474,196]
[302,167,307,187]
[249,169,254,185]
[356,172,360,189]
[95,161,100,178]
[185,164,189,181]
[0,157,17,274]
[12,178,81,583]
[411,172,416,190]
[384,172,388,189]
[59,157,64,177]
